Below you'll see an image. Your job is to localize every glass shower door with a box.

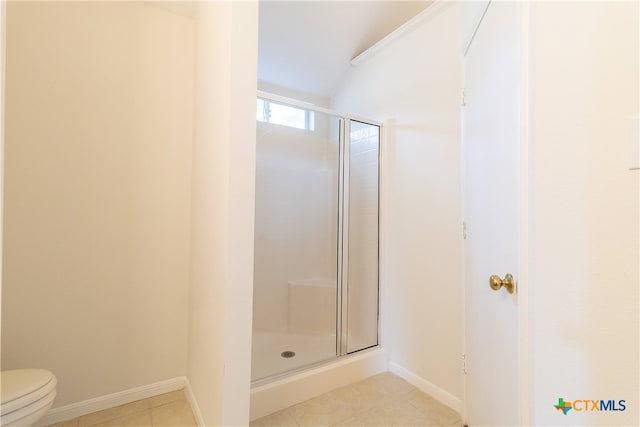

[343,121,380,354]
[251,102,340,381]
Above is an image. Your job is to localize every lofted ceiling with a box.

[258,1,433,100]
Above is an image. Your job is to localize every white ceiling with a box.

[258,1,432,100]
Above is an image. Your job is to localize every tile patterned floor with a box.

[47,373,462,427]
[251,372,464,427]
[46,389,197,427]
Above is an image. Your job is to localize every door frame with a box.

[1,0,6,321]
[459,1,531,425]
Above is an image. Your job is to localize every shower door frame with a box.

[255,91,383,380]
[337,117,349,356]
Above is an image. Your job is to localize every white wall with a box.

[332,3,463,402]
[529,2,639,425]
[253,120,338,332]
[187,2,258,425]
[1,2,194,407]
[258,81,331,109]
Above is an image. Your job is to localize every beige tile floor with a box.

[251,372,464,427]
[46,373,462,427]
[46,389,197,427]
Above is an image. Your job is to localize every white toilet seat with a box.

[1,369,57,427]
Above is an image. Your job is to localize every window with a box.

[256,98,315,131]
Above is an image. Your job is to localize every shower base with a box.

[250,346,387,420]
[251,330,336,381]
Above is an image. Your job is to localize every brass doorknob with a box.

[489,273,516,294]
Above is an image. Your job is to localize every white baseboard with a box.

[183,377,204,427]
[388,361,462,413]
[40,377,194,426]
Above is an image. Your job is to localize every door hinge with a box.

[461,88,466,107]
[462,221,467,240]
[462,354,468,374]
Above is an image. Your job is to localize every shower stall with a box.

[251,94,380,382]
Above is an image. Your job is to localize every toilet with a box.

[1,369,57,427]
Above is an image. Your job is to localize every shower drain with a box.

[280,350,296,358]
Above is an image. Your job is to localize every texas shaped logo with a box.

[555,397,572,415]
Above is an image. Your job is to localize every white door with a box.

[463,2,521,425]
